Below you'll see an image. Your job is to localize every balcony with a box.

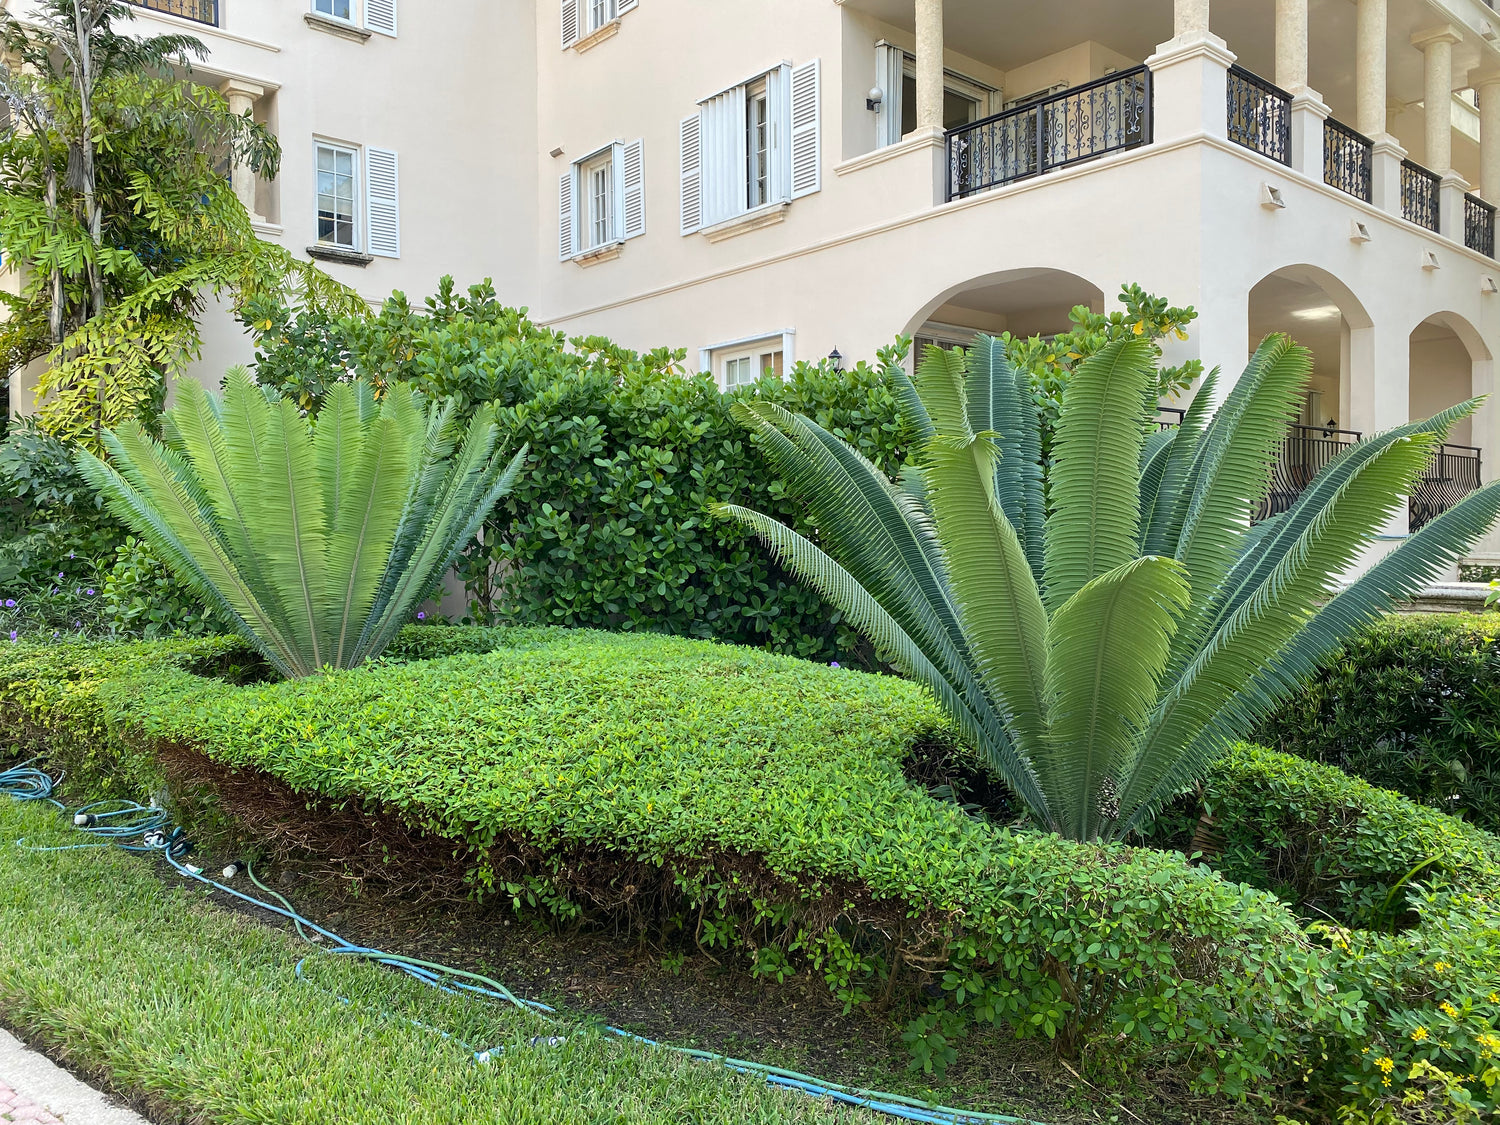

[1226,66,1290,166]
[945,68,1151,202]
[1322,118,1373,204]
[1401,160,1441,233]
[125,0,218,26]
[1466,193,1497,258]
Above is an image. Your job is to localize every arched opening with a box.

[1409,313,1489,530]
[1247,266,1373,518]
[904,268,1105,358]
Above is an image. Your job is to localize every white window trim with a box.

[313,139,361,252]
[579,147,615,254]
[700,330,796,388]
[874,41,1001,148]
[564,0,636,51]
[312,0,357,25]
[561,139,644,262]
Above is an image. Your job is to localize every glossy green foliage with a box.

[245,280,919,665]
[724,332,1500,842]
[1257,613,1500,833]
[102,536,227,639]
[73,371,527,677]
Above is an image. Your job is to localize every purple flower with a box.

[416,611,427,621]
[49,587,56,596]
[85,588,94,596]
[73,621,81,629]
[3,599,14,608]
[829,661,841,669]
[67,551,75,559]
[7,631,15,642]
[57,572,64,581]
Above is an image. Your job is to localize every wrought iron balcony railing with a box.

[125,0,218,26]
[946,66,1152,201]
[1401,159,1441,232]
[1466,193,1497,259]
[1324,118,1373,203]
[1226,66,1291,165]
[1412,444,1483,531]
[1254,424,1363,521]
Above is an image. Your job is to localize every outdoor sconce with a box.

[829,347,844,372]
[866,86,883,112]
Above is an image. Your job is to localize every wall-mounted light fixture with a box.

[829,347,844,372]
[866,86,883,112]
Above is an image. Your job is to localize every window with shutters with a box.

[561,0,637,50]
[559,139,645,262]
[680,60,820,237]
[309,0,396,37]
[315,142,358,249]
[314,0,352,20]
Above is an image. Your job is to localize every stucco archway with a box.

[902,268,1106,358]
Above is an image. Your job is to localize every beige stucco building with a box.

[10,0,1500,555]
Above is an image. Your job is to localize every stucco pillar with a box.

[1370,134,1408,216]
[1275,0,1308,92]
[1146,21,1234,144]
[1476,71,1500,203]
[1413,25,1462,174]
[914,0,943,134]
[1289,90,1330,177]
[1173,0,1210,38]
[1356,0,1387,139]
[1348,319,1411,535]
[219,79,266,223]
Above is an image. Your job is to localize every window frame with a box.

[314,140,361,251]
[745,77,771,210]
[898,55,997,135]
[579,147,616,253]
[312,0,357,24]
[701,330,795,390]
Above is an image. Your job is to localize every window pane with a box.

[944,89,978,131]
[316,0,352,19]
[317,147,334,173]
[900,75,917,138]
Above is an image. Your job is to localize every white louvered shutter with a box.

[559,170,576,259]
[679,113,702,235]
[365,147,400,258]
[700,85,747,226]
[365,0,396,36]
[789,59,821,199]
[875,43,903,147]
[561,0,579,48]
[616,0,638,12]
[619,138,645,240]
[766,65,791,202]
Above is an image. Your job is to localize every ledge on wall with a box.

[701,202,789,243]
[303,13,371,42]
[306,244,373,267]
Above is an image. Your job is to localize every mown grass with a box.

[0,795,880,1125]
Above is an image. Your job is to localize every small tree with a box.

[0,0,362,449]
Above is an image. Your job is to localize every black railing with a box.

[1401,160,1441,232]
[1226,66,1291,165]
[947,67,1152,201]
[1411,444,1483,530]
[126,0,218,25]
[1324,118,1373,202]
[1156,406,1186,431]
[1466,193,1497,258]
[1254,424,1363,521]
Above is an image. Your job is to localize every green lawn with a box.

[0,795,883,1125]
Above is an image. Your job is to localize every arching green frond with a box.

[1043,556,1190,840]
[886,359,934,447]
[1043,339,1155,609]
[1137,427,1177,533]
[1140,367,1218,555]
[912,344,969,436]
[964,335,1045,585]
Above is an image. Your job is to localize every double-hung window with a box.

[679,60,821,236]
[873,42,998,148]
[702,332,794,390]
[310,0,397,35]
[561,0,638,48]
[559,140,645,261]
[314,140,401,259]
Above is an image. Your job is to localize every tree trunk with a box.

[71,0,105,444]
[45,163,62,347]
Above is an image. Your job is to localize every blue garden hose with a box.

[1,763,1041,1125]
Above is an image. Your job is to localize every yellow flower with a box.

[1441,1001,1460,1019]
[1434,960,1451,972]
[1377,1056,1396,1074]
[1489,993,1499,1005]
[1132,321,1146,336]
[1411,1026,1430,1042]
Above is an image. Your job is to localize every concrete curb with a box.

[0,1030,148,1125]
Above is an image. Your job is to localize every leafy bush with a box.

[102,537,226,639]
[1256,613,1500,833]
[726,331,1500,842]
[1,628,1363,1104]
[1148,743,1500,1114]
[246,279,917,665]
[77,372,526,677]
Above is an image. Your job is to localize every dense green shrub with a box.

[1256,613,1500,833]
[102,537,226,639]
[1148,743,1500,1115]
[1,629,1363,1105]
[246,280,917,665]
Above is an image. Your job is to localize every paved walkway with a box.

[0,1031,148,1125]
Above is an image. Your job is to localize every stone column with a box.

[1412,25,1462,174]
[1476,70,1500,202]
[914,0,944,134]
[1174,0,1210,38]
[1348,318,1411,536]
[1275,0,1308,92]
[219,79,266,222]
[1356,0,1387,138]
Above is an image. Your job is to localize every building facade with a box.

[9,0,1500,556]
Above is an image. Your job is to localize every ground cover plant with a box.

[1257,613,1500,832]
[0,795,886,1125]
[721,333,1500,843]
[75,371,526,677]
[0,628,1385,1111]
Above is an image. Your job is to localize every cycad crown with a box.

[722,335,1500,842]
[76,368,526,678]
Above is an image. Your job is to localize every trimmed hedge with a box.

[1256,613,1500,832]
[1,628,1355,1103]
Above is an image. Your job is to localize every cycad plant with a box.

[75,368,526,678]
[722,335,1500,842]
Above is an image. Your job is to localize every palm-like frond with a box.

[726,329,1500,843]
[76,369,525,677]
